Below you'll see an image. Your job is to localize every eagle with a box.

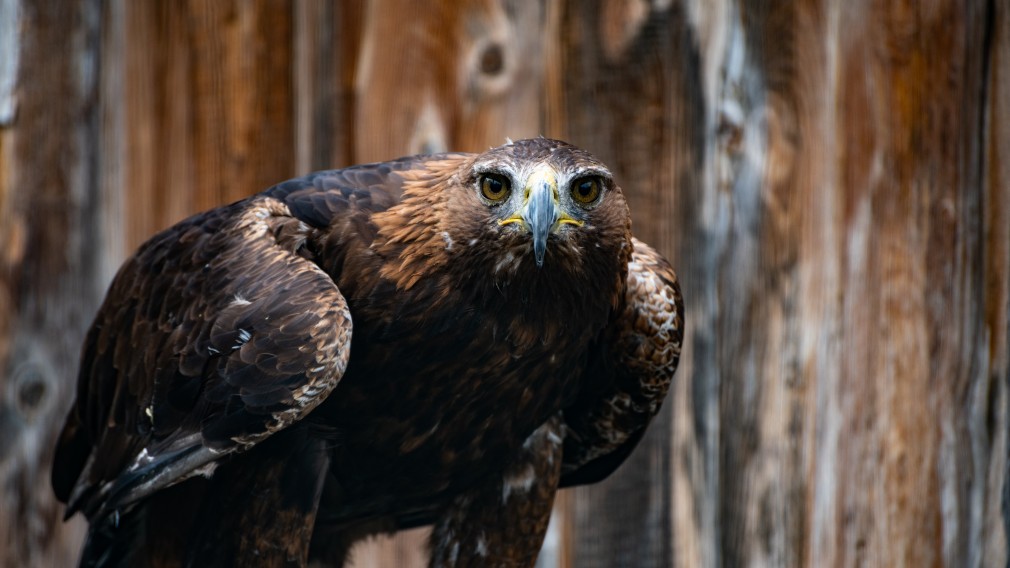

[51,138,684,567]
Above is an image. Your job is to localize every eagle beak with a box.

[498,168,585,268]
[523,173,559,268]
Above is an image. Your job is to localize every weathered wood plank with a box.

[980,1,1008,565]
[708,2,808,564]
[293,0,365,172]
[0,0,101,564]
[122,0,296,250]
[352,0,547,163]
[688,0,1010,566]
[798,2,1004,565]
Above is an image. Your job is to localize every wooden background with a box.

[1,1,1008,566]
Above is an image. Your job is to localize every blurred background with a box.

[1,1,1008,566]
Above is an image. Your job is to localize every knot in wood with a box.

[12,361,52,422]
[479,43,505,76]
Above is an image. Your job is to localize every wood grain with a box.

[122,0,296,250]
[293,0,364,173]
[799,2,1004,565]
[352,0,546,163]
[0,1,99,564]
[3,0,1009,566]
[985,2,1010,562]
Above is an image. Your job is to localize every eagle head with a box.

[453,138,632,276]
[374,138,632,312]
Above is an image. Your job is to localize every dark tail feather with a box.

[78,505,143,568]
[76,478,209,567]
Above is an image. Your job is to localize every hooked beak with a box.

[498,169,583,268]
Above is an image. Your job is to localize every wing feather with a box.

[560,237,684,487]
[52,196,352,520]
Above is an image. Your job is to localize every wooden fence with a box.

[1,1,1007,566]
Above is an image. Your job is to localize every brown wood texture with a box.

[121,0,296,250]
[0,1,100,564]
[352,0,546,163]
[1,1,1008,567]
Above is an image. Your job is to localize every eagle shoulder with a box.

[560,237,684,486]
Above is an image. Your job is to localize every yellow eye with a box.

[480,173,511,202]
[571,176,602,205]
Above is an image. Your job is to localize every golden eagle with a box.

[51,138,684,567]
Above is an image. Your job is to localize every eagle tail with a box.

[76,475,210,568]
[77,507,142,568]
[67,441,220,522]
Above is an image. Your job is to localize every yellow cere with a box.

[498,216,525,227]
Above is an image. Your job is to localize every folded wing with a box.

[51,196,352,520]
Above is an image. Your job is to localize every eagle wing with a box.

[52,194,353,520]
[560,238,684,486]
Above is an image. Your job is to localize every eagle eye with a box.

[571,176,603,205]
[479,173,511,203]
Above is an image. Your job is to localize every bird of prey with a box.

[51,138,684,567]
